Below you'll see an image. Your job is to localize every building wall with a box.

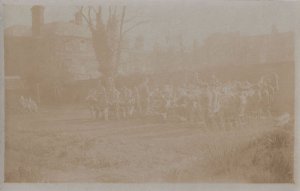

[5,34,100,84]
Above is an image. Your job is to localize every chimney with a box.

[31,5,44,36]
[75,11,83,25]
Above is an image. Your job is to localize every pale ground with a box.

[4,105,293,183]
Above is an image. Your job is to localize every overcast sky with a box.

[3,1,297,48]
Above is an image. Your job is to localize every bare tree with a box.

[79,5,148,85]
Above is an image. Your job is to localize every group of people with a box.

[18,96,38,113]
[86,72,279,127]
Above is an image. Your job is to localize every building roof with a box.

[5,21,92,38]
[41,21,92,38]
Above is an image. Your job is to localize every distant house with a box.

[4,5,100,103]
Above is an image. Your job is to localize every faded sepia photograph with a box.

[3,1,295,183]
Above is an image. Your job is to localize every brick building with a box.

[5,6,100,103]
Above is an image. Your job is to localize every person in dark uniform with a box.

[200,85,212,128]
[138,78,150,117]
[96,79,108,120]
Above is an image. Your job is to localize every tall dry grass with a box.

[203,122,294,183]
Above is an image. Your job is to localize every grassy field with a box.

[4,105,294,183]
[4,62,294,182]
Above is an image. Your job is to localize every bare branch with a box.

[124,9,144,23]
[96,5,103,29]
[123,20,149,35]
[116,6,126,66]
[124,15,138,23]
[80,7,90,24]
[80,6,95,31]
[88,7,92,26]
[91,7,97,15]
[119,6,126,38]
